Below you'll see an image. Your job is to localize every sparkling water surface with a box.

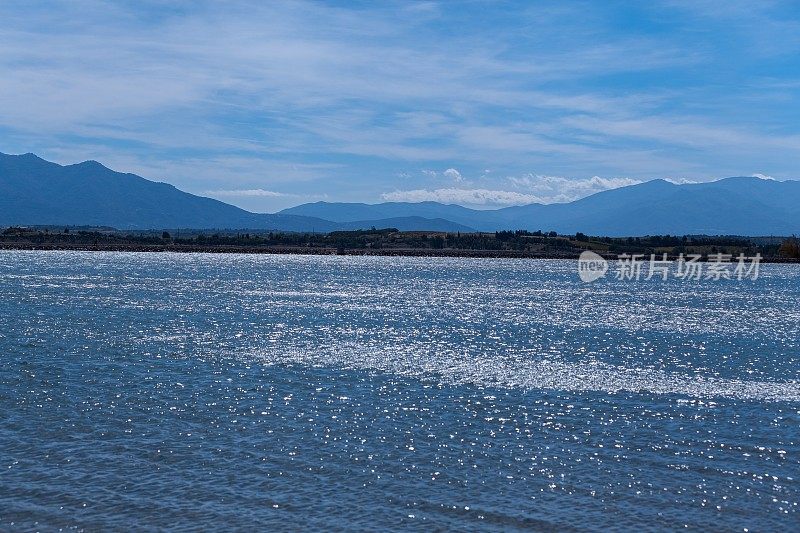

[1,251,798,530]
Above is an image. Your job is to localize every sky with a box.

[1,0,800,212]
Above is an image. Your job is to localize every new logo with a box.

[578,250,608,282]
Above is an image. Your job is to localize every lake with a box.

[0,251,798,530]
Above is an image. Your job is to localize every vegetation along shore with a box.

[2,226,799,262]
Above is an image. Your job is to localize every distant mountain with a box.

[0,153,470,232]
[3,152,799,235]
[281,201,485,228]
[492,178,800,235]
[334,217,473,232]
[282,178,800,236]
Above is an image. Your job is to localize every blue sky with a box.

[1,1,799,212]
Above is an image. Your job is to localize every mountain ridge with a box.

[0,153,471,232]
[2,152,799,235]
[282,177,800,235]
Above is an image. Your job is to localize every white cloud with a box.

[381,175,657,207]
[664,177,699,184]
[507,174,642,203]
[204,189,292,197]
[201,187,328,213]
[751,173,775,180]
[443,168,463,182]
[381,188,545,206]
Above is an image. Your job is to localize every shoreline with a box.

[0,242,575,259]
[2,242,799,263]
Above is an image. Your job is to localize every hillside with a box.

[0,153,469,232]
[282,178,800,235]
[3,152,799,235]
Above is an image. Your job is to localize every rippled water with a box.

[1,251,798,530]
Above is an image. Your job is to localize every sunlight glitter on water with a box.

[0,251,798,530]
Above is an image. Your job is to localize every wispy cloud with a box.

[381,188,545,206]
[204,189,294,198]
[0,0,798,207]
[443,168,463,182]
[383,174,656,206]
[664,177,700,185]
[507,175,643,203]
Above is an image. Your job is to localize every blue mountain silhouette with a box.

[3,152,798,235]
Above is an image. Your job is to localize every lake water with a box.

[0,251,798,530]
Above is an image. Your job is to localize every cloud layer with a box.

[381,188,546,207]
[507,175,643,203]
[382,174,646,207]
[0,1,798,211]
[205,189,293,198]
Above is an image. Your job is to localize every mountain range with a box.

[0,153,471,232]
[282,178,800,235]
[2,152,799,236]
